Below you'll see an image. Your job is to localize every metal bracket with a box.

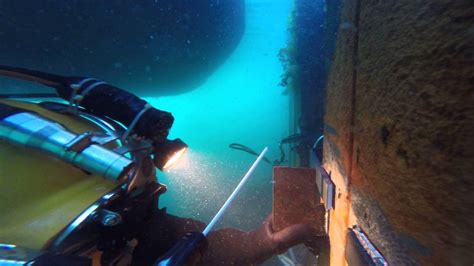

[65,132,94,152]
[96,209,123,227]
[64,131,120,154]
[113,138,153,155]
[311,151,335,211]
[91,133,119,145]
[346,226,388,266]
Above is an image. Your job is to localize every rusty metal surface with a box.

[272,167,325,235]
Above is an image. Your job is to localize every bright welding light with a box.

[163,147,188,171]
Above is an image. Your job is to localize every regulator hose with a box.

[0,65,173,143]
[229,143,272,164]
[229,133,313,166]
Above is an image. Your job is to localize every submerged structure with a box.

[287,0,473,265]
[0,0,245,95]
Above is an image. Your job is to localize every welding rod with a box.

[203,146,269,235]
[157,147,269,266]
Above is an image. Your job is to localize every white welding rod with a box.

[202,147,269,236]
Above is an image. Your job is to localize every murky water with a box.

[152,0,294,232]
[0,1,317,264]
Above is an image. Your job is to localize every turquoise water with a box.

[148,0,294,231]
[0,0,295,232]
[0,0,343,264]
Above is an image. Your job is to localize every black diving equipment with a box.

[0,102,134,181]
[156,232,207,266]
[0,65,173,142]
[0,65,188,171]
[156,147,269,266]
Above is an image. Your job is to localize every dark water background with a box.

[0,0,244,95]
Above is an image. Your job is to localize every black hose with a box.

[228,143,272,164]
[228,133,313,166]
[0,93,58,99]
[0,65,67,88]
[0,65,174,142]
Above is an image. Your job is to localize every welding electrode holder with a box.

[155,147,269,265]
[156,232,208,266]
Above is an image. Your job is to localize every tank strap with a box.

[68,78,106,113]
[121,103,152,141]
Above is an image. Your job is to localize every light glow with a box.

[163,147,188,171]
[0,243,16,250]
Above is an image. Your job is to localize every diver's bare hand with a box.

[200,215,316,265]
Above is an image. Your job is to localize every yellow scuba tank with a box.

[0,99,119,251]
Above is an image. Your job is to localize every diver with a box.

[131,210,317,265]
[0,66,320,265]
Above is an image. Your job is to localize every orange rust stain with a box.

[325,159,355,266]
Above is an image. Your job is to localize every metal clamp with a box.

[120,103,152,142]
[65,132,94,152]
[68,78,106,114]
[96,209,123,227]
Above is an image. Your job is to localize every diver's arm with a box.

[132,211,317,266]
[200,215,316,265]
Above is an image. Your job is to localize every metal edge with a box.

[46,186,124,253]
